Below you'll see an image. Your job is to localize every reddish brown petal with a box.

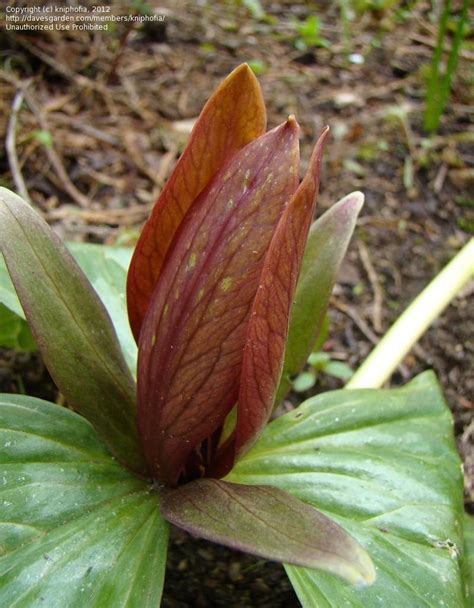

[276,191,364,402]
[138,119,300,486]
[228,127,330,469]
[127,64,266,342]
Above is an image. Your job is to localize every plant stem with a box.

[424,0,469,133]
[436,0,469,126]
[424,0,451,133]
[338,0,351,57]
[346,238,474,390]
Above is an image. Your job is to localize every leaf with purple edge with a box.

[160,479,375,586]
[0,188,145,473]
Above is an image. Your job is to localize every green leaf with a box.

[324,360,353,380]
[307,351,331,368]
[0,304,36,351]
[464,513,474,603]
[161,479,375,586]
[0,241,136,372]
[296,15,321,45]
[0,393,168,607]
[0,255,24,319]
[229,372,465,606]
[242,0,266,20]
[292,370,316,393]
[30,129,53,149]
[0,189,144,472]
[311,313,330,353]
[277,192,363,402]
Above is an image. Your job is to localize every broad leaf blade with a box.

[161,478,375,586]
[127,63,267,341]
[228,372,465,606]
[276,191,364,402]
[0,394,168,607]
[138,120,300,486]
[231,127,329,466]
[0,189,144,472]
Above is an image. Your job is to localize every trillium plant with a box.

[0,65,472,607]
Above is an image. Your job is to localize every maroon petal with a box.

[126,65,266,342]
[138,119,300,486]
[214,128,329,475]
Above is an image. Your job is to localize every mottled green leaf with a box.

[229,372,465,607]
[0,394,168,607]
[0,189,144,472]
[161,479,375,586]
[277,192,363,402]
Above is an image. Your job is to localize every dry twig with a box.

[52,113,121,146]
[6,84,32,205]
[22,87,92,209]
[433,163,448,194]
[44,202,154,225]
[331,298,379,345]
[332,298,411,380]
[358,241,384,333]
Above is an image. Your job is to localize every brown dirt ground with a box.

[0,1,472,605]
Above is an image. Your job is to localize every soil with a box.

[0,1,472,606]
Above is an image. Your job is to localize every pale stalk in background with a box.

[347,238,474,389]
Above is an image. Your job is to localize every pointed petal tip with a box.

[229,62,260,86]
[238,62,254,75]
[296,125,329,189]
[285,114,301,136]
[267,116,300,141]
[308,125,330,168]
[340,190,365,213]
[318,124,330,144]
[319,526,376,587]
